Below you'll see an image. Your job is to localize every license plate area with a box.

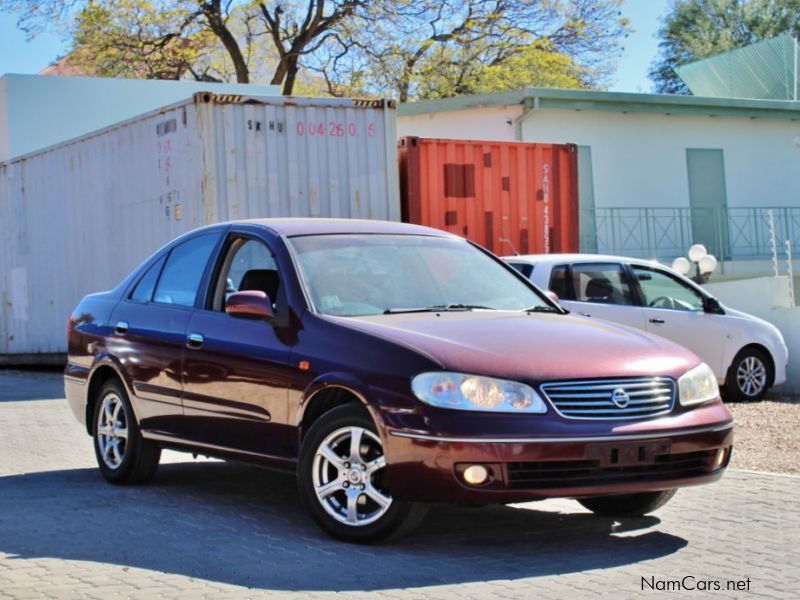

[586,441,671,467]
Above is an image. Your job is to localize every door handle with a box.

[186,333,204,349]
[649,318,666,324]
[115,321,129,335]
[580,312,591,317]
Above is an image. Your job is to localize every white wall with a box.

[0,77,8,161]
[521,108,800,210]
[398,105,800,210]
[0,74,280,161]
[398,105,524,142]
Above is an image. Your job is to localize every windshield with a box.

[288,234,550,317]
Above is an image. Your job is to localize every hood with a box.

[331,311,700,382]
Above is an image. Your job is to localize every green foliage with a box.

[2,0,630,98]
[650,0,800,94]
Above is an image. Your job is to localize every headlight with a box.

[678,363,719,406]
[411,372,547,413]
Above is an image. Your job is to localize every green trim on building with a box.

[398,86,800,121]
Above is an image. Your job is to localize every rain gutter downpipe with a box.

[514,96,540,141]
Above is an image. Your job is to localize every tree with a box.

[2,0,629,97]
[650,0,800,94]
[314,0,629,101]
[1,0,370,93]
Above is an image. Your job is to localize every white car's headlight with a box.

[411,372,547,413]
[678,363,719,406]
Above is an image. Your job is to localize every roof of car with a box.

[224,218,457,238]
[503,253,664,266]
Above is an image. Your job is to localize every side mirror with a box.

[225,290,274,320]
[704,296,723,314]
[545,290,560,305]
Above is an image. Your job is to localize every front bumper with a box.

[382,401,733,504]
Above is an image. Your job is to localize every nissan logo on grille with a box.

[611,388,630,408]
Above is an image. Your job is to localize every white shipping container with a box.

[0,93,399,360]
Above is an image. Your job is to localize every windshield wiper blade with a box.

[382,307,442,314]
[524,305,562,313]
[429,303,495,311]
[382,304,495,314]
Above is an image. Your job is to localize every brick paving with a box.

[0,370,798,599]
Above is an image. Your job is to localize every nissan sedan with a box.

[65,219,733,542]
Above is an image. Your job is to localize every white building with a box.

[398,87,800,272]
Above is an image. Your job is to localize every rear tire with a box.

[724,347,771,402]
[297,404,427,543]
[92,379,160,484]
[578,489,677,517]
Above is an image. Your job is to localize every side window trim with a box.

[150,231,225,309]
[202,231,282,313]
[127,252,169,304]
[567,261,636,306]
[631,264,706,310]
[548,264,574,300]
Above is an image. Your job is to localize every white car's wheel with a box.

[724,348,771,402]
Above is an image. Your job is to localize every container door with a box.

[686,149,730,259]
[181,234,295,458]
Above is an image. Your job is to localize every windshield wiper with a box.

[523,305,563,314]
[382,303,495,315]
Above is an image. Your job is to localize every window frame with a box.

[142,231,225,310]
[556,261,639,306]
[127,253,168,304]
[629,263,708,312]
[202,231,286,316]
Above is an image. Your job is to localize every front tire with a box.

[92,379,160,484]
[724,347,771,402]
[297,404,427,543]
[578,489,677,517]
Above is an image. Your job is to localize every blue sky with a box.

[1,0,671,92]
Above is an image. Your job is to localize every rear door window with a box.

[571,263,634,305]
[154,233,221,307]
[549,265,571,300]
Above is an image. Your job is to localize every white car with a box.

[504,254,788,402]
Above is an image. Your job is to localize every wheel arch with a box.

[728,343,776,388]
[297,376,378,450]
[85,359,136,435]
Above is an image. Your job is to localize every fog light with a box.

[463,465,489,485]
[715,447,730,469]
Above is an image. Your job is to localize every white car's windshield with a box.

[289,234,552,317]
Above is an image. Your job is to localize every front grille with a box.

[540,377,675,420]
[506,450,718,489]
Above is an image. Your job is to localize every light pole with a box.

[672,244,718,284]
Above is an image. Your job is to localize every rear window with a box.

[508,262,534,279]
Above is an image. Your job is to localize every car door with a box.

[554,262,647,330]
[109,231,223,434]
[631,264,726,378]
[180,230,297,458]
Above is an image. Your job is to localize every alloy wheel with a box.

[96,392,129,469]
[312,426,392,527]
[736,355,767,398]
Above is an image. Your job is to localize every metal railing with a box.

[583,206,800,261]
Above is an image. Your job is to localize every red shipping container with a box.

[399,136,579,255]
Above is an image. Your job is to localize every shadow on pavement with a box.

[0,370,65,402]
[0,461,687,592]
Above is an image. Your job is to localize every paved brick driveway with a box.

[0,370,798,599]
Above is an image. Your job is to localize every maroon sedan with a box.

[65,219,733,542]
